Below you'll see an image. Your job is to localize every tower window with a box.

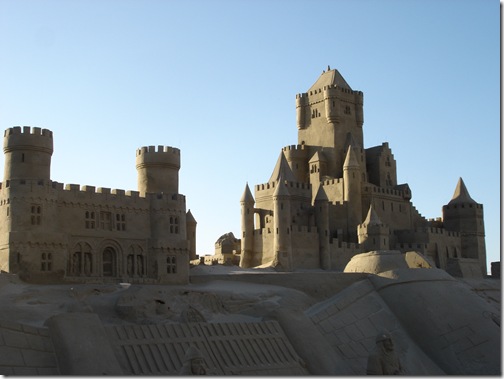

[116,213,126,231]
[167,256,177,274]
[100,211,112,230]
[41,252,52,271]
[21,153,25,163]
[31,204,41,225]
[85,211,96,229]
[344,105,351,115]
[170,216,179,234]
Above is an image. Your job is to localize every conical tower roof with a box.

[314,185,328,202]
[308,67,352,92]
[343,145,360,168]
[268,151,297,183]
[362,204,382,226]
[273,173,291,197]
[186,209,197,224]
[240,183,255,203]
[448,177,476,205]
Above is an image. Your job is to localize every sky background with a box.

[0,0,500,271]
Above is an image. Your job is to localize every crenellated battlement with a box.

[4,126,53,138]
[282,144,307,152]
[3,126,53,155]
[255,180,311,194]
[136,145,180,156]
[443,203,483,210]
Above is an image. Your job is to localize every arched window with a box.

[103,247,116,277]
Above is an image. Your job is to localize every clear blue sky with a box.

[0,0,500,270]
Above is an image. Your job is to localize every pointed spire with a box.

[273,173,290,197]
[186,209,197,224]
[240,182,255,203]
[268,151,297,183]
[343,145,360,169]
[363,204,382,226]
[314,185,328,202]
[448,177,476,205]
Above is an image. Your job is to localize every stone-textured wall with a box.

[0,320,59,375]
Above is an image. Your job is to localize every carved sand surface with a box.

[0,258,500,375]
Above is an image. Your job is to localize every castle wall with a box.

[290,227,320,269]
[0,141,190,284]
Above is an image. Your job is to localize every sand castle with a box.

[239,67,486,277]
[0,67,498,375]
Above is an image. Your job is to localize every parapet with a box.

[135,145,180,169]
[3,126,53,154]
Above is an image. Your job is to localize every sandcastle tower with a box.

[295,67,364,178]
[135,145,180,195]
[358,204,390,252]
[442,178,486,275]
[239,183,255,268]
[3,126,54,182]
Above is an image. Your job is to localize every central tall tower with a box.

[296,67,363,178]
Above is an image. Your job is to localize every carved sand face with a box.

[382,337,394,352]
[191,358,206,375]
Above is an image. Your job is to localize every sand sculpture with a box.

[0,67,499,375]
[239,67,486,278]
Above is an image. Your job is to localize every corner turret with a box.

[358,204,390,251]
[136,145,180,195]
[3,126,54,182]
[239,183,255,268]
[443,178,486,275]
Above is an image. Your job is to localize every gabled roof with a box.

[309,150,327,163]
[308,67,352,92]
[448,177,476,205]
[268,151,297,183]
[240,183,255,204]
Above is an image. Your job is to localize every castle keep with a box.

[239,67,486,276]
[0,126,196,284]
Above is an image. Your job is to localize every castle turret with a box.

[358,204,389,251]
[239,183,255,268]
[343,145,362,241]
[314,185,330,269]
[3,126,53,182]
[283,144,309,183]
[273,177,292,270]
[442,178,486,275]
[135,145,180,195]
[186,209,197,261]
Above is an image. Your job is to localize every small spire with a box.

[343,145,360,169]
[273,173,291,197]
[240,183,255,204]
[268,151,297,183]
[186,209,197,223]
[314,185,328,202]
[327,65,331,71]
[363,204,382,226]
[448,177,476,205]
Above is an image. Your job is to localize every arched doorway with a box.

[103,247,117,277]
